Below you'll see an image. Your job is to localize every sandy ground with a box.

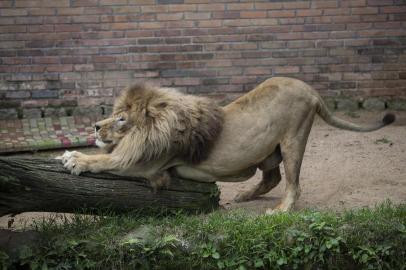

[1,111,405,229]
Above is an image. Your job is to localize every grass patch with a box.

[374,137,393,145]
[1,202,405,270]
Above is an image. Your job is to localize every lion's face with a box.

[92,83,224,164]
[94,111,130,151]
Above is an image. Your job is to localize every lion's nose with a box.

[94,124,101,131]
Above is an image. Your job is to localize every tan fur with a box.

[58,77,395,213]
[59,83,224,189]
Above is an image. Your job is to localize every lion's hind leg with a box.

[234,146,283,202]
[234,166,282,202]
[266,110,316,214]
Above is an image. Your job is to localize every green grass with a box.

[2,202,405,270]
[374,137,393,145]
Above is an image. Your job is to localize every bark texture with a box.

[0,157,219,216]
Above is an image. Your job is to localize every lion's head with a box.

[94,83,224,167]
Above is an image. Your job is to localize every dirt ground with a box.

[1,111,405,229]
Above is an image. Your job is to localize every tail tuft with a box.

[382,113,396,125]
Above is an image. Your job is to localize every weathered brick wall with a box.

[1,0,406,119]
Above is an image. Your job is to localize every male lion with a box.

[58,77,395,213]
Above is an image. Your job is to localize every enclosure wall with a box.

[1,0,406,119]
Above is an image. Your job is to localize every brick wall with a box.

[1,0,406,119]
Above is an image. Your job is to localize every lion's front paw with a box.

[56,150,89,175]
[55,150,74,165]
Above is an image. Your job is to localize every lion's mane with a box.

[111,83,224,168]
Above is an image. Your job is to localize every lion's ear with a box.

[145,101,168,119]
[157,102,167,108]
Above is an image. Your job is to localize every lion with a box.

[58,77,395,213]
[58,83,224,191]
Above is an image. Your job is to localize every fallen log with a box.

[0,156,220,216]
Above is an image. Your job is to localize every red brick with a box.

[168,4,197,12]
[381,6,406,13]
[283,2,310,9]
[61,56,87,64]
[358,29,406,37]
[311,1,338,8]
[230,43,257,50]
[227,3,254,10]
[367,0,394,6]
[127,0,153,3]
[347,23,372,30]
[252,18,279,26]
[296,9,323,17]
[261,41,286,49]
[72,0,99,7]
[72,15,100,23]
[47,65,73,72]
[141,5,168,13]
[0,18,15,25]
[245,67,271,75]
[33,57,59,64]
[166,21,194,28]
[198,20,222,28]
[275,32,303,40]
[241,11,267,18]
[332,15,361,23]
[171,78,201,86]
[57,7,85,15]
[329,31,355,39]
[268,10,295,18]
[273,66,300,74]
[41,0,70,7]
[184,12,210,20]
[361,15,389,22]
[212,11,240,19]
[112,6,141,13]
[279,18,306,25]
[344,39,370,46]
[0,1,13,8]
[198,4,225,11]
[84,7,113,14]
[157,13,183,21]
[44,16,71,24]
[341,0,366,7]
[352,7,378,14]
[0,9,28,16]
[330,48,355,56]
[254,2,282,10]
[0,26,26,33]
[206,60,232,67]
[55,24,82,32]
[374,21,401,28]
[323,8,350,15]
[2,57,30,65]
[138,22,163,29]
[100,0,127,5]
[111,22,138,30]
[287,40,315,48]
[28,8,55,16]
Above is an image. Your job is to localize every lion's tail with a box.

[316,97,395,132]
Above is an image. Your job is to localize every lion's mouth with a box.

[95,138,113,148]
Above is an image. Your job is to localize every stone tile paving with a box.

[0,116,101,153]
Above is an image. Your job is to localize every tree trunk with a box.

[0,157,220,216]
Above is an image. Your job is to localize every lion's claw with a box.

[56,150,87,175]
